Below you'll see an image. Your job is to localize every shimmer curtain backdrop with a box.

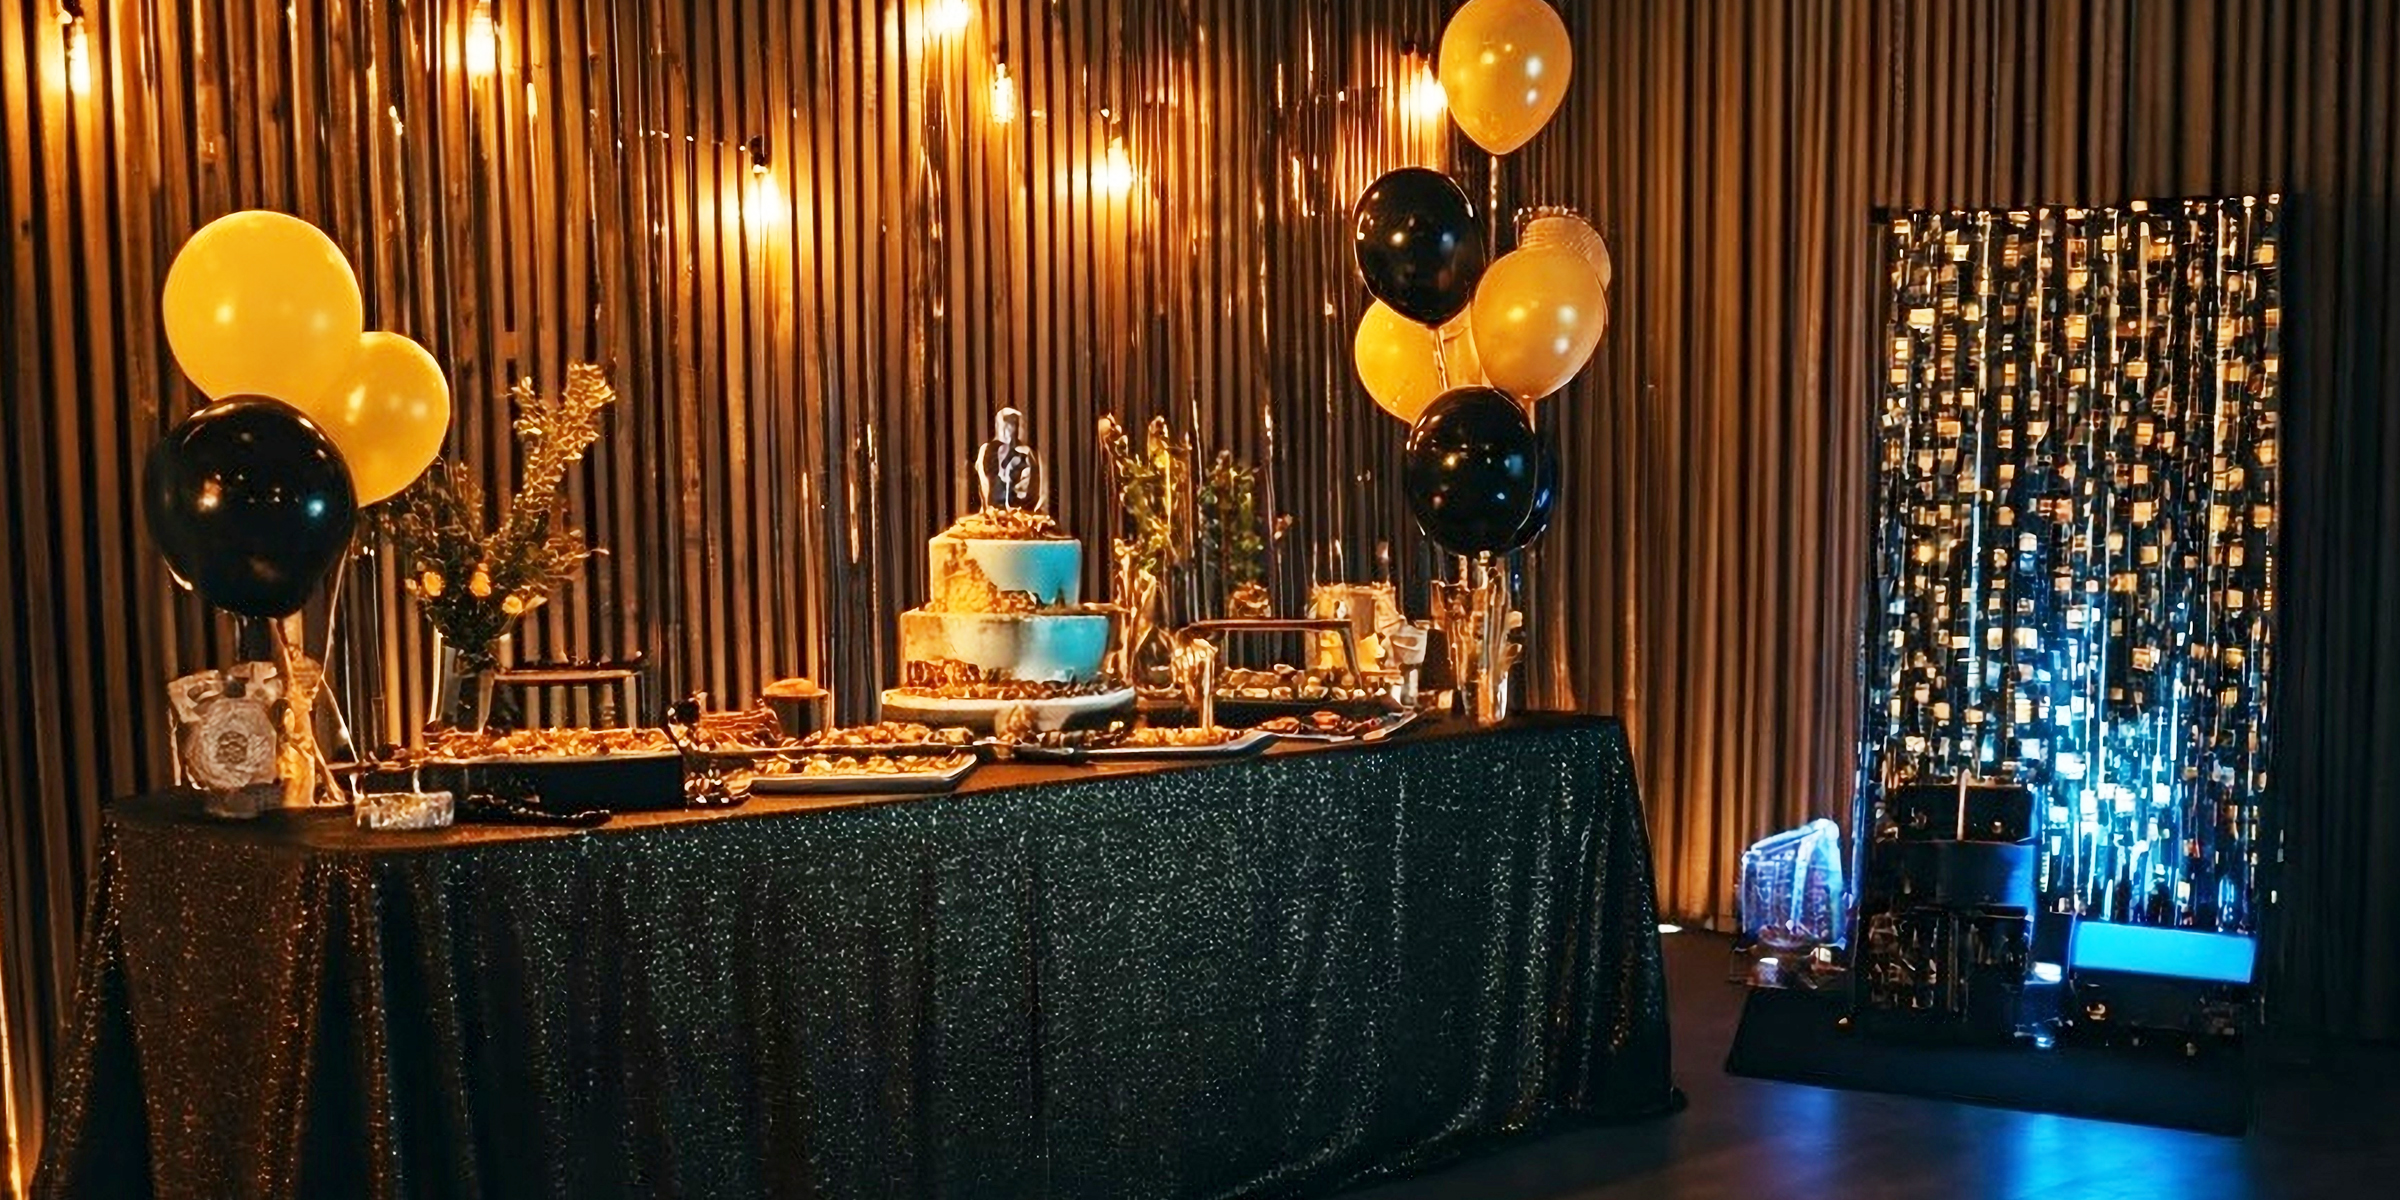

[6,0,2400,1182]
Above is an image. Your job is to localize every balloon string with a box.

[1486,153,1505,261]
[271,613,344,805]
[359,539,387,754]
[318,536,357,761]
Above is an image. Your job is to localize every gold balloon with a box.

[1521,211,1613,290]
[1354,301,1484,423]
[1437,0,1574,156]
[1469,244,1607,402]
[162,210,364,403]
[300,333,451,505]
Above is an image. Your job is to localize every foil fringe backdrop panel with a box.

[1,0,1613,1174]
[1861,199,2281,933]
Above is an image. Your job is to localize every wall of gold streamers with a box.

[0,0,1619,1176]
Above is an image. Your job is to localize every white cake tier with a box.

[898,609,1111,682]
[928,535,1082,610]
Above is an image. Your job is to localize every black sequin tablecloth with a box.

[36,714,1675,1200]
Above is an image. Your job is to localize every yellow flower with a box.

[501,594,526,616]
[469,569,493,598]
[420,571,444,598]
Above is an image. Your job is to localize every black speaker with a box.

[1885,781,2035,843]
[1853,777,2039,1040]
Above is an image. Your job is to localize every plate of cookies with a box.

[740,751,980,795]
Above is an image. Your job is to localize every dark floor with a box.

[1341,931,2400,1200]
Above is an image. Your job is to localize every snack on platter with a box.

[752,752,978,777]
[680,705,791,752]
[425,726,675,760]
[1251,710,1418,741]
[1215,665,1383,705]
[395,727,687,814]
[1007,722,1237,750]
[798,722,977,750]
[996,721,1271,761]
[740,751,979,796]
[1117,725,1245,749]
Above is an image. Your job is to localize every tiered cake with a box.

[880,408,1131,730]
[896,507,1110,685]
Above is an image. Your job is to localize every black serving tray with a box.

[369,751,685,816]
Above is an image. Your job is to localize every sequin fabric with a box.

[36,715,1675,1199]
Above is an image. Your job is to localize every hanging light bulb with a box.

[464,1,499,78]
[60,12,90,96]
[1407,59,1447,122]
[1098,134,1136,198]
[927,0,974,38]
[745,136,786,230]
[989,60,1018,126]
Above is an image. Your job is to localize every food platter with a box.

[742,752,980,796]
[1083,727,1275,761]
[1001,726,1275,763]
[1251,709,1422,744]
[877,685,1138,733]
[398,743,686,814]
[678,719,980,762]
[428,749,680,768]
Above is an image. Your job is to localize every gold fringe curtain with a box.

[0,0,1518,1179]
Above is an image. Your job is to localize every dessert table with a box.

[35,714,1677,1200]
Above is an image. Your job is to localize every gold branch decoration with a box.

[374,363,618,668]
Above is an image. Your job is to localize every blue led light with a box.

[2069,921,2257,984]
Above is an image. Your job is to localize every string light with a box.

[1098,134,1136,198]
[989,59,1018,126]
[60,11,89,96]
[744,136,786,230]
[464,1,499,78]
[1407,60,1446,121]
[927,0,974,38]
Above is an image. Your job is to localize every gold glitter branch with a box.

[375,363,619,667]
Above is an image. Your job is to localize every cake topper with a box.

[975,406,1048,512]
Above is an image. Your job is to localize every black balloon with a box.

[1402,387,1544,557]
[1353,167,1487,326]
[1502,435,1559,553]
[144,396,359,619]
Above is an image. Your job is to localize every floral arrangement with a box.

[1099,415,1185,583]
[1197,450,1266,597]
[375,363,617,669]
[1098,414,1268,616]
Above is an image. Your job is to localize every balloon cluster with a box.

[146,211,452,618]
[1351,0,1601,559]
